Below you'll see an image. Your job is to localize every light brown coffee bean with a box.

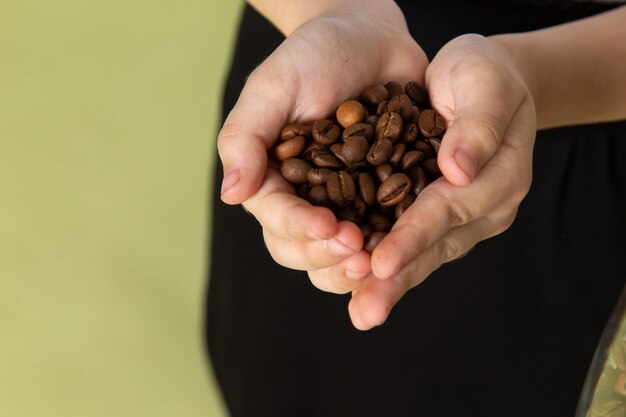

[418,109,446,138]
[307,168,331,186]
[336,99,366,128]
[377,173,412,206]
[273,135,306,161]
[281,158,312,184]
[280,123,310,141]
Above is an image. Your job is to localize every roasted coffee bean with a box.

[402,123,419,144]
[405,81,429,106]
[281,158,312,184]
[377,173,412,206]
[418,109,446,138]
[312,119,340,145]
[385,81,403,98]
[361,84,389,106]
[302,141,325,161]
[414,139,435,159]
[308,185,333,209]
[389,143,406,168]
[365,115,379,128]
[401,150,424,171]
[375,164,393,182]
[368,214,392,232]
[273,135,306,161]
[298,184,311,199]
[422,158,442,178]
[280,123,310,141]
[427,137,442,154]
[395,193,416,219]
[342,136,369,164]
[376,112,403,143]
[336,99,366,128]
[337,205,358,222]
[358,172,376,206]
[353,195,367,222]
[311,148,343,169]
[307,168,331,185]
[327,171,356,207]
[386,94,414,122]
[364,231,387,252]
[408,166,427,196]
[376,100,389,116]
[343,123,374,142]
[366,138,393,165]
[410,106,421,124]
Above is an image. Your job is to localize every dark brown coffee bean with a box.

[401,123,419,144]
[281,158,312,184]
[273,135,306,161]
[280,123,310,141]
[307,168,331,186]
[408,166,427,196]
[405,81,429,107]
[312,119,340,145]
[342,123,374,142]
[375,112,403,143]
[353,195,367,222]
[414,139,435,159]
[298,184,311,199]
[427,137,441,154]
[389,143,406,168]
[358,172,376,206]
[386,94,414,122]
[336,99,365,128]
[342,136,369,164]
[308,185,333,209]
[311,149,343,169]
[376,100,389,116]
[384,81,403,98]
[368,214,393,232]
[366,138,393,165]
[364,231,387,253]
[395,193,416,219]
[361,84,389,106]
[422,158,442,179]
[418,109,446,138]
[327,171,356,207]
[410,106,421,124]
[401,150,424,171]
[377,173,412,206]
[302,141,325,161]
[365,115,379,128]
[337,205,358,222]
[375,164,393,182]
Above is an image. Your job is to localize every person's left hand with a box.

[348,34,538,330]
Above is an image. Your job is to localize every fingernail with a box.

[327,238,356,257]
[454,148,477,182]
[345,269,367,281]
[221,169,240,197]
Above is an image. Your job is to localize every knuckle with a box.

[468,114,503,157]
[440,235,463,263]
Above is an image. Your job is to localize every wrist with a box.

[247,0,403,36]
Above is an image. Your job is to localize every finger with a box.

[427,49,527,186]
[244,169,339,241]
[218,62,297,205]
[350,216,510,330]
[307,250,371,294]
[263,221,364,270]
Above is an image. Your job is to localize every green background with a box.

[0,0,241,416]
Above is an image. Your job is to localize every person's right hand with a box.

[217,1,429,294]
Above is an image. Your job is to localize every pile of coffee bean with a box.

[272,81,446,252]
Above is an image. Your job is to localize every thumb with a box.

[217,68,294,204]
[432,81,523,187]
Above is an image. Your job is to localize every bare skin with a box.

[217,1,626,330]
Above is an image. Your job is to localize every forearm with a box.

[491,6,626,130]
[246,0,401,36]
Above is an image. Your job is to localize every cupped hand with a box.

[349,34,537,330]
[217,1,428,294]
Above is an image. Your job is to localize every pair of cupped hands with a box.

[218,3,536,330]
